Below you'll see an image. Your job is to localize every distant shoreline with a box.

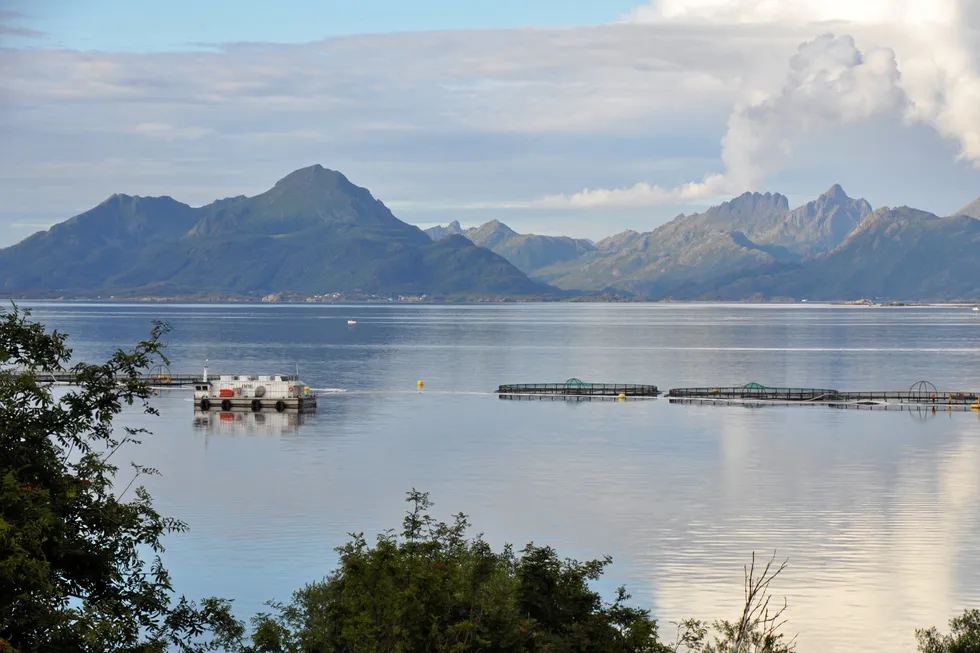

[5,296,980,308]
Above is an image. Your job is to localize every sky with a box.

[1,0,979,246]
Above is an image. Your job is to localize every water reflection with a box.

[192,410,312,436]
[19,302,980,653]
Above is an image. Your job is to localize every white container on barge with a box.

[192,362,317,413]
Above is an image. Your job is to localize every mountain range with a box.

[427,186,980,301]
[0,166,550,299]
[2,164,978,301]
[424,220,594,273]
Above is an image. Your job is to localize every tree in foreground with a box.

[247,489,666,653]
[246,490,803,653]
[917,610,980,653]
[0,305,242,652]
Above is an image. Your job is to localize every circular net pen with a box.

[668,382,840,402]
[496,378,659,397]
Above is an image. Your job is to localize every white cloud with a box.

[628,0,961,25]
[627,0,980,166]
[535,175,729,209]
[0,14,978,241]
[720,34,906,189]
[541,33,906,208]
[542,0,980,209]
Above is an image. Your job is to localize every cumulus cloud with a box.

[722,34,906,188]
[540,0,980,209]
[539,33,906,208]
[628,0,980,167]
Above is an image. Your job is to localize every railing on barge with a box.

[496,378,659,397]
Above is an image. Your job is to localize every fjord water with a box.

[23,302,980,653]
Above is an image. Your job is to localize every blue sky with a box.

[3,0,640,51]
[1,0,978,246]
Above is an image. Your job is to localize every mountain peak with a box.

[705,191,789,223]
[100,193,134,205]
[596,229,644,253]
[953,196,980,219]
[822,183,848,200]
[423,220,465,241]
[272,165,350,190]
[473,219,517,237]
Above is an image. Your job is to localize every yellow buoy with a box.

[417,380,424,389]
[618,393,626,401]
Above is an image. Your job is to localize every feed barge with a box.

[193,364,316,413]
[667,381,980,406]
[496,378,659,398]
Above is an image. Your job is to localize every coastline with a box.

[4,294,979,307]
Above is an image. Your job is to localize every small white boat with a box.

[347,319,357,325]
[973,307,978,312]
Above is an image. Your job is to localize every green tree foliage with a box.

[246,490,668,653]
[917,610,980,653]
[0,305,243,652]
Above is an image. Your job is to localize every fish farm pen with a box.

[666,381,980,406]
[668,398,980,412]
[496,378,659,397]
[498,394,639,402]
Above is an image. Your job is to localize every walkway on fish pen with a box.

[666,381,980,406]
[496,378,659,397]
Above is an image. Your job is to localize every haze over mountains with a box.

[2,164,978,301]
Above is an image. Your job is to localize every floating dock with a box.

[667,381,979,406]
[21,370,209,387]
[496,378,659,397]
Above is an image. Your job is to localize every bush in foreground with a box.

[247,490,666,653]
[917,610,980,653]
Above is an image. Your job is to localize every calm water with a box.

[21,302,980,652]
